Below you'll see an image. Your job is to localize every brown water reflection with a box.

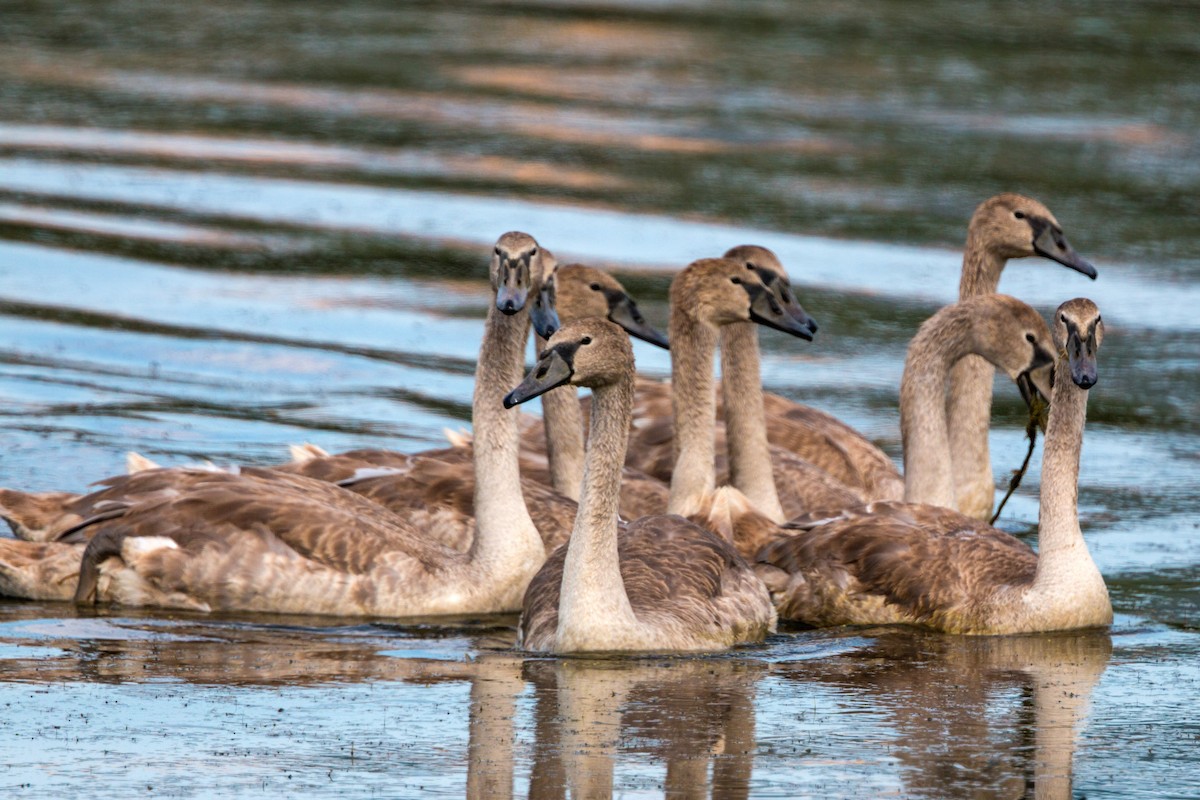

[778,630,1112,799]
[0,602,1110,798]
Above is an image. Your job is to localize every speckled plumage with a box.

[511,317,776,654]
[753,299,1111,634]
[275,446,577,552]
[520,513,775,652]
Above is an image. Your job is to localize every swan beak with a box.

[1016,367,1052,433]
[607,293,669,350]
[1032,223,1097,279]
[504,348,574,408]
[496,256,532,315]
[496,283,529,315]
[1067,330,1099,389]
[747,284,816,341]
[530,282,561,338]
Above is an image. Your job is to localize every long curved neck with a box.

[470,306,544,569]
[555,369,639,649]
[538,334,587,501]
[719,322,785,522]
[667,309,719,516]
[1031,356,1097,594]
[901,310,975,507]
[946,233,1009,517]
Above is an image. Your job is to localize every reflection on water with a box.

[0,605,1129,798]
[1,0,1198,796]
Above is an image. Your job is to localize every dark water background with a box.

[0,1,1197,797]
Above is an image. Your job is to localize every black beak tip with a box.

[806,319,819,335]
[500,299,518,314]
[1076,375,1097,390]
[502,391,520,408]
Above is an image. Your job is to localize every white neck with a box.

[465,662,521,800]
[1029,355,1104,605]
[538,334,587,501]
[470,305,545,578]
[667,310,719,517]
[719,322,786,522]
[946,243,1007,517]
[555,370,641,650]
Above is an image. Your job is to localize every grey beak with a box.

[530,283,561,338]
[504,348,574,408]
[1067,331,1099,389]
[496,257,531,314]
[1033,225,1098,280]
[496,284,528,315]
[606,292,669,349]
[747,284,816,341]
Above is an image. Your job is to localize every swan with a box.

[504,316,775,653]
[754,298,1109,634]
[0,232,560,615]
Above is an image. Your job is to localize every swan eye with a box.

[730,277,742,285]
[745,262,755,270]
[1025,332,1037,344]
[1060,313,1068,323]
[494,247,502,256]
[530,248,538,256]
[1014,211,1026,220]
[590,283,601,291]
[581,336,592,345]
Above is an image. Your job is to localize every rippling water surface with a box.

[1,1,1198,797]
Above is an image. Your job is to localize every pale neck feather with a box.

[466,663,521,800]
[1029,356,1105,604]
[555,370,640,650]
[667,311,719,517]
[719,322,786,522]
[901,311,976,507]
[538,334,587,501]
[947,241,1008,518]
[470,306,545,577]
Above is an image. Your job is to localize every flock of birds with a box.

[0,192,1112,654]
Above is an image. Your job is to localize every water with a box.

[1,1,1197,796]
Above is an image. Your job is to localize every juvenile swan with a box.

[950,194,1097,519]
[756,299,1110,634]
[0,234,558,615]
[509,319,776,654]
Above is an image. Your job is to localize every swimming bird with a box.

[506,317,775,653]
[754,298,1109,634]
[0,232,561,615]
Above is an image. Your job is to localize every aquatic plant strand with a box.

[989,398,1045,526]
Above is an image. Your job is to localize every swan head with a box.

[970,193,1097,279]
[491,231,560,337]
[722,245,819,336]
[1054,298,1103,389]
[956,295,1059,411]
[671,257,818,340]
[504,319,632,407]
[554,264,669,349]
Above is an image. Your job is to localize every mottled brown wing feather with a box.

[520,514,758,649]
[760,505,1037,628]
[274,447,576,550]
